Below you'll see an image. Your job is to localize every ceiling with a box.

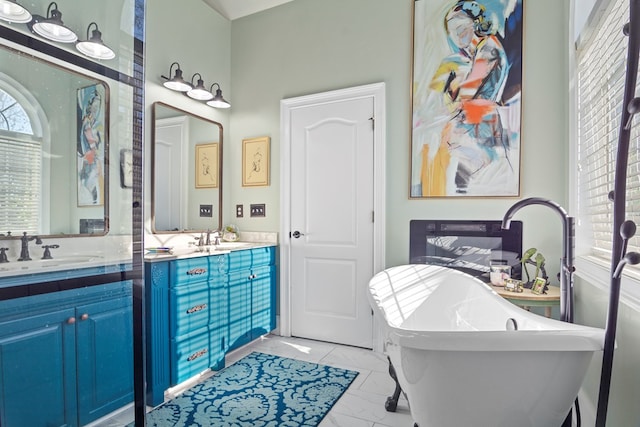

[202,0,297,20]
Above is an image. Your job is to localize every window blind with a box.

[577,0,640,259]
[0,135,41,234]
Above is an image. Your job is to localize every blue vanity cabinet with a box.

[145,246,275,406]
[0,282,133,427]
[227,246,276,351]
[145,254,229,406]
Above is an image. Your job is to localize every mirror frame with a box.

[151,101,223,234]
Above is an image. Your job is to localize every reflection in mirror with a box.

[152,102,223,233]
[0,44,109,237]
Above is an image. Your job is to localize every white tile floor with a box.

[89,334,415,427]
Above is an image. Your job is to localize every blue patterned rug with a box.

[142,352,358,426]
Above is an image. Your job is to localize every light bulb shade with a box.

[76,22,115,60]
[0,0,32,23]
[187,73,213,101]
[162,62,191,92]
[206,85,231,109]
[31,2,77,43]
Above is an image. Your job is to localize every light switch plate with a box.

[250,204,266,217]
[236,204,244,218]
[199,204,213,217]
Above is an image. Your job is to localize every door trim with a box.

[279,82,386,347]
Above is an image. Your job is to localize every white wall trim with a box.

[279,82,387,344]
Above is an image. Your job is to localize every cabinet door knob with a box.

[67,317,76,325]
[80,313,89,321]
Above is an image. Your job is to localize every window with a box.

[576,0,640,262]
[0,87,42,234]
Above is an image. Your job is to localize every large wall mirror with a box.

[151,102,223,233]
[0,45,109,238]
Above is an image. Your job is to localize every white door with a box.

[281,84,385,349]
[154,116,187,231]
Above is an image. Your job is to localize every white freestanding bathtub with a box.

[368,264,605,427]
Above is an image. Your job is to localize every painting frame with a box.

[410,0,524,198]
[195,143,219,188]
[242,136,270,187]
[77,83,107,207]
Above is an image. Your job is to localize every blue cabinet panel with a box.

[228,269,252,351]
[0,308,76,427]
[76,293,134,425]
[251,264,277,340]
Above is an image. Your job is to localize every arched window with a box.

[0,78,45,234]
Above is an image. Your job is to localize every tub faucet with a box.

[501,197,575,323]
[18,232,42,261]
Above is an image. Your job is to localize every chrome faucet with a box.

[18,232,42,261]
[501,197,575,323]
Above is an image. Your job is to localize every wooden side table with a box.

[491,285,560,318]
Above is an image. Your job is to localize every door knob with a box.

[291,230,305,238]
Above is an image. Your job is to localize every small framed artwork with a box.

[531,277,547,295]
[120,149,133,188]
[195,143,219,188]
[242,136,270,187]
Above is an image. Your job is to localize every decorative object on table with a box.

[242,136,270,187]
[222,224,238,242]
[520,247,548,288]
[410,0,524,198]
[138,352,358,427]
[531,277,547,295]
[489,261,511,286]
[504,278,523,293]
[77,82,107,206]
[195,143,219,188]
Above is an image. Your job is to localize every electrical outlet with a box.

[199,204,213,217]
[250,204,266,217]
[236,204,244,218]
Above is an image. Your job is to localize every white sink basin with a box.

[213,241,252,250]
[0,255,104,276]
[38,255,103,267]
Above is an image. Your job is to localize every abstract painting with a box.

[410,0,523,197]
[77,83,107,206]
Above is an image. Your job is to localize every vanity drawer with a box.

[227,250,253,272]
[226,246,275,272]
[170,257,210,286]
[169,282,211,337]
[170,325,225,385]
[251,246,276,267]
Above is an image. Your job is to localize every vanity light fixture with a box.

[162,62,191,92]
[29,2,78,43]
[0,0,32,23]
[187,73,214,101]
[206,83,231,109]
[75,22,115,60]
